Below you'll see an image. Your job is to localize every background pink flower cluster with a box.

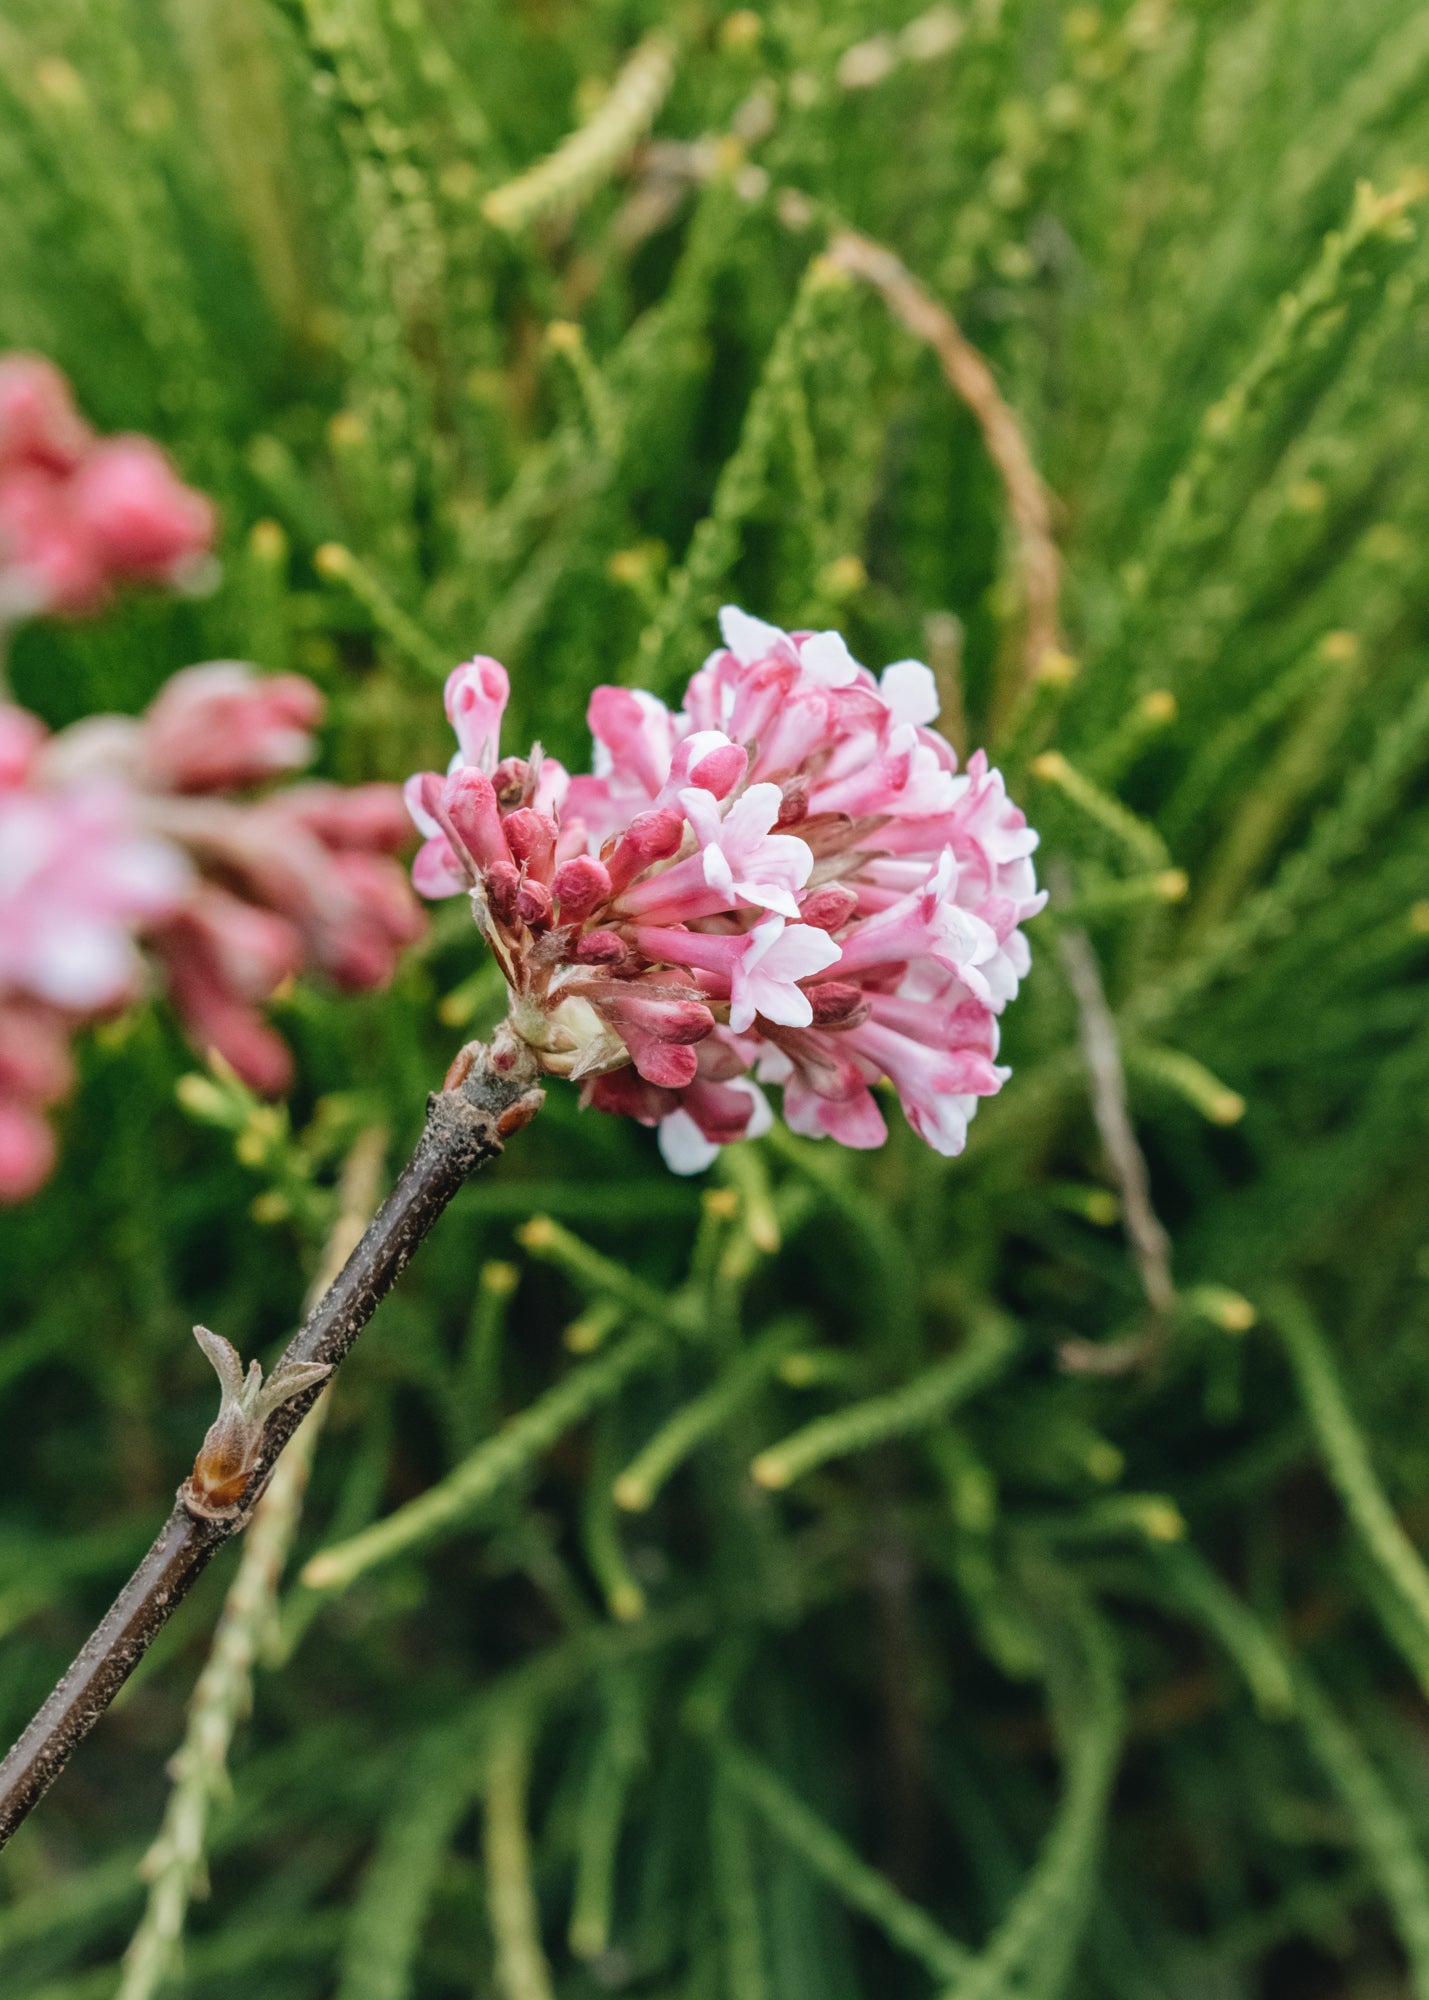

[0,355,214,621]
[407,606,1043,1173]
[0,668,423,1202]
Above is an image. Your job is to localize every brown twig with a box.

[1051,868,1174,1373]
[826,228,1061,711]
[0,1038,543,1851]
[117,1125,390,2000]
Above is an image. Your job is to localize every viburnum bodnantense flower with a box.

[406,607,1044,1173]
[0,353,214,622]
[0,665,425,1201]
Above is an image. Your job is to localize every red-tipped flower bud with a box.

[515,878,553,931]
[484,860,521,926]
[71,436,215,578]
[493,755,531,807]
[575,929,628,965]
[440,767,511,874]
[798,882,860,932]
[603,807,685,896]
[552,854,612,925]
[0,355,91,472]
[806,981,870,1029]
[503,807,558,884]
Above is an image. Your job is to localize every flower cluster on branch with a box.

[407,607,1043,1171]
[0,667,422,1201]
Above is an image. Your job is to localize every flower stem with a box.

[0,1040,543,1851]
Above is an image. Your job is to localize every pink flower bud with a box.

[319,852,427,988]
[0,356,91,473]
[0,466,107,614]
[622,1032,699,1089]
[164,888,303,1001]
[552,855,611,925]
[603,807,686,896]
[493,755,531,807]
[515,878,553,931]
[70,436,215,578]
[662,730,748,802]
[438,768,511,875]
[484,861,522,926]
[575,928,627,965]
[595,983,715,1046]
[142,663,324,794]
[502,807,558,884]
[806,981,870,1029]
[157,927,296,1096]
[583,1066,680,1124]
[275,781,413,854]
[798,883,859,932]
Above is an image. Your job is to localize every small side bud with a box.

[515,878,553,931]
[184,1325,330,1520]
[484,860,522,926]
[806,981,870,1028]
[799,883,859,932]
[574,928,628,965]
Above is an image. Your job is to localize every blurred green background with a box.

[4,1,1429,1994]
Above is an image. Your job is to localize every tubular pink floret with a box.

[438,768,511,876]
[0,354,215,625]
[405,607,1043,1173]
[71,438,215,580]
[141,663,324,794]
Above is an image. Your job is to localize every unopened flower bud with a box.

[503,807,558,883]
[575,928,628,965]
[603,806,686,895]
[493,755,530,807]
[0,355,91,472]
[799,882,859,931]
[515,877,553,930]
[484,860,522,926]
[142,662,323,794]
[71,436,215,578]
[807,981,870,1028]
[440,767,511,874]
[683,738,748,798]
[552,854,612,924]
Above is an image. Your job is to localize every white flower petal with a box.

[719,605,792,667]
[880,658,940,726]
[798,630,861,686]
[658,1109,721,1174]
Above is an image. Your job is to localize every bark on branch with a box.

[0,1037,543,1850]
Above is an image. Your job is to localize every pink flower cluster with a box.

[0,355,214,621]
[0,667,424,1202]
[407,607,1043,1173]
